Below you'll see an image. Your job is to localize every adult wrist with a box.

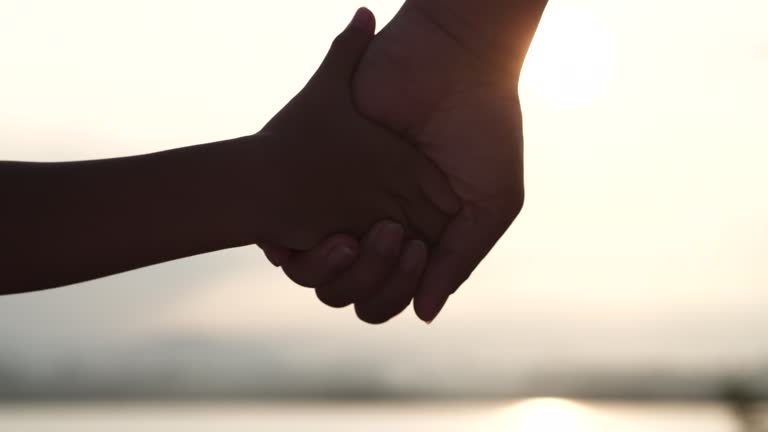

[402,0,548,77]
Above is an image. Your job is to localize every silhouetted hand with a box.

[255,8,459,314]
[355,4,528,322]
[265,3,541,323]
[256,7,459,251]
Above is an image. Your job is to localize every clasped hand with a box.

[260,6,528,325]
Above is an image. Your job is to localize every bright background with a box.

[1,0,767,401]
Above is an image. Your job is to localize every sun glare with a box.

[485,398,592,432]
[520,8,616,109]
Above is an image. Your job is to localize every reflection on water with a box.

[0,399,759,432]
[487,399,591,431]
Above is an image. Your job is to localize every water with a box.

[0,399,757,432]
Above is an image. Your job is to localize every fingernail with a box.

[372,221,404,256]
[347,7,370,30]
[326,244,357,269]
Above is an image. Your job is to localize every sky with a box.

[1,0,767,388]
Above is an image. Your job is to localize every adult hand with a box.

[264,1,547,323]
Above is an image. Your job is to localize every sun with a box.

[520,8,616,109]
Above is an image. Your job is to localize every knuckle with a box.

[315,287,353,309]
[284,266,321,289]
[354,304,391,325]
[399,197,446,238]
[409,218,443,245]
[379,197,409,229]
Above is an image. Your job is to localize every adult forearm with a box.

[405,0,549,76]
[1,137,265,295]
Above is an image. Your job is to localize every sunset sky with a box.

[1,0,766,383]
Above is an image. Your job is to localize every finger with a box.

[282,235,359,288]
[395,151,460,244]
[417,157,462,216]
[258,243,292,267]
[315,221,403,308]
[319,7,376,84]
[354,240,427,325]
[413,209,509,323]
[398,191,450,245]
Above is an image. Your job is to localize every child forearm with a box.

[1,136,267,295]
[0,11,458,296]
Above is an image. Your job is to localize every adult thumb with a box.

[320,8,376,83]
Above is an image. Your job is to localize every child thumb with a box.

[320,8,376,82]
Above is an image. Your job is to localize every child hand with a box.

[252,8,459,250]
